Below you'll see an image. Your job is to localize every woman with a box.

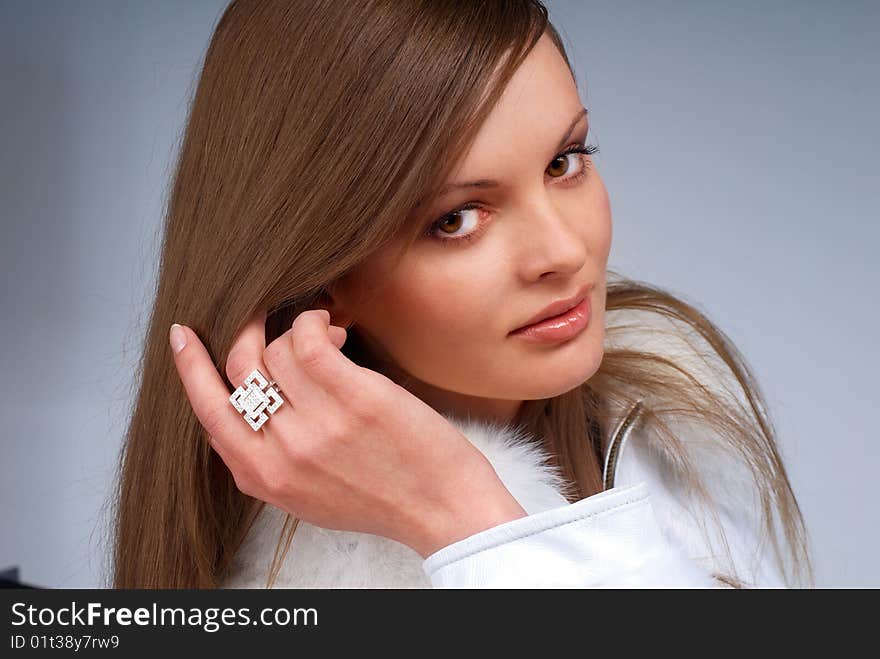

[111,0,813,588]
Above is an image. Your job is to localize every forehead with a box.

[450,33,582,177]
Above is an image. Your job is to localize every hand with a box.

[169,308,527,558]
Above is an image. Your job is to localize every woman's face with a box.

[329,33,612,424]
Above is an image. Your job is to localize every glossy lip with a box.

[510,283,593,334]
[509,296,591,343]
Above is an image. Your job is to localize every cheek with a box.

[600,181,613,255]
[356,259,508,386]
[379,277,474,335]
[583,174,613,262]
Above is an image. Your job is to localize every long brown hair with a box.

[111,0,813,588]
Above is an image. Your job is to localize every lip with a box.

[509,295,591,343]
[510,284,593,333]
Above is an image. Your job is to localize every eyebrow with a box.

[434,106,589,198]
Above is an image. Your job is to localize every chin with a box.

[519,355,603,399]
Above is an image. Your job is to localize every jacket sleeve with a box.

[421,481,722,588]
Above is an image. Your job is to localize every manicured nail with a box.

[169,323,187,354]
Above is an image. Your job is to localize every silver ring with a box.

[229,368,284,431]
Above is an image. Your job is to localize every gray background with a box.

[1,0,876,587]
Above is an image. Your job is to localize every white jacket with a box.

[221,311,788,589]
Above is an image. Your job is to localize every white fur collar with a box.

[220,414,575,588]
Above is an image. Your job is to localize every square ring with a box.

[229,368,284,431]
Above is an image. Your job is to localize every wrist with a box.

[411,464,528,559]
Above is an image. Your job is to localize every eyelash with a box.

[423,142,600,247]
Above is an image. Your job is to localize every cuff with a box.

[422,481,718,588]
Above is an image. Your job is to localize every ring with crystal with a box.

[229,368,284,431]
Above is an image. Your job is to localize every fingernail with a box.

[169,323,187,354]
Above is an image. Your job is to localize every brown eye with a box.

[547,153,577,178]
[424,204,485,246]
[438,214,463,234]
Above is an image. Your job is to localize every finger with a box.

[225,308,268,388]
[169,323,270,466]
[258,313,350,423]
[207,434,244,475]
[228,309,345,388]
[226,309,311,433]
[289,309,361,394]
[328,324,347,349]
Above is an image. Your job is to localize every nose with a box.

[517,199,588,281]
